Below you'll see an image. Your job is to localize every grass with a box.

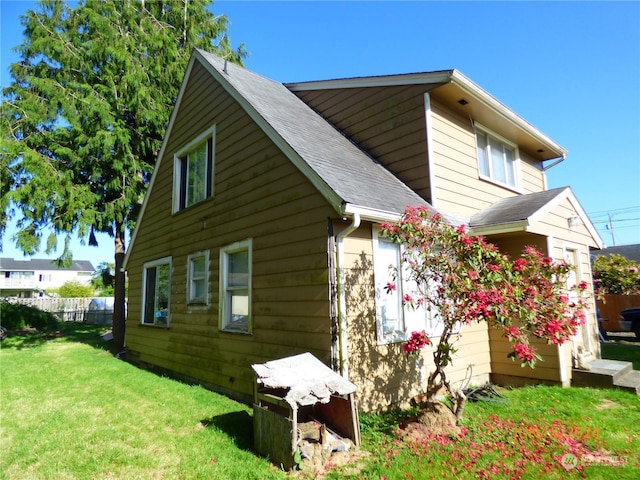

[601,335,640,369]
[1,323,283,480]
[2,323,639,479]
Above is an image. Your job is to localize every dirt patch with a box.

[398,401,461,441]
[595,399,621,410]
[289,445,370,479]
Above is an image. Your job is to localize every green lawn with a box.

[601,338,640,369]
[2,323,639,479]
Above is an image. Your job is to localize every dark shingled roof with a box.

[593,244,640,264]
[470,187,569,227]
[0,258,95,272]
[197,49,435,218]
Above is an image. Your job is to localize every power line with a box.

[592,217,640,225]
[587,205,640,217]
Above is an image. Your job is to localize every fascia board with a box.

[194,51,345,214]
[286,70,453,91]
[468,220,530,237]
[123,54,198,269]
[527,188,571,226]
[342,204,403,224]
[449,70,568,158]
[567,194,604,249]
[525,187,604,248]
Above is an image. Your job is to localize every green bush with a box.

[47,281,95,298]
[593,253,640,294]
[0,302,59,332]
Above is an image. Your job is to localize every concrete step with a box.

[572,359,639,395]
[615,370,640,394]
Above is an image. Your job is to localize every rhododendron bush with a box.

[380,206,590,419]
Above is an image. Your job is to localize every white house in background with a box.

[0,258,95,298]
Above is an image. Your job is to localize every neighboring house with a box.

[591,244,640,264]
[0,258,95,298]
[123,49,603,412]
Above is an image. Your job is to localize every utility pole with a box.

[605,213,616,246]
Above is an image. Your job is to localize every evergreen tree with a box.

[1,0,246,351]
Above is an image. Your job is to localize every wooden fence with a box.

[3,297,113,325]
[596,294,640,332]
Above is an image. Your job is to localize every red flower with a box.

[403,330,431,354]
[513,258,527,272]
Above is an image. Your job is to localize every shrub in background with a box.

[592,253,640,295]
[0,302,59,332]
[47,281,95,298]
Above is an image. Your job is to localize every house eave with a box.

[448,70,567,159]
[341,204,403,224]
[468,221,530,237]
[286,70,453,91]
[287,69,567,160]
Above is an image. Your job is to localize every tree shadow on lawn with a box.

[1,322,113,352]
[200,410,254,451]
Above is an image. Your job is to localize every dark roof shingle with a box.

[470,187,568,227]
[0,258,95,272]
[197,50,435,218]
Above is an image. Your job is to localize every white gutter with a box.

[335,212,361,380]
[342,203,402,224]
[450,70,568,159]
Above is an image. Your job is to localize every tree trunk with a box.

[112,224,126,354]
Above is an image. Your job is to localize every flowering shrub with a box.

[403,330,431,355]
[380,206,590,417]
[592,253,640,295]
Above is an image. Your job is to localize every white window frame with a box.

[219,239,252,334]
[475,123,521,191]
[372,229,442,345]
[173,125,216,213]
[141,256,172,326]
[187,251,209,305]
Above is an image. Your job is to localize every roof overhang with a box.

[287,69,567,163]
[341,203,403,224]
[469,188,604,249]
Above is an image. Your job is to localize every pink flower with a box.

[385,282,397,293]
[504,326,520,340]
[513,343,535,362]
[403,330,431,354]
[513,258,527,272]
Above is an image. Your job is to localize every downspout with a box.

[335,212,361,380]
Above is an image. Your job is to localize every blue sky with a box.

[1,1,639,267]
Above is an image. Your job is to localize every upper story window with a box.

[187,251,209,305]
[173,125,215,212]
[142,257,172,326]
[475,124,520,189]
[372,229,442,345]
[219,239,252,334]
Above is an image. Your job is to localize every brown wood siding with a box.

[293,85,433,203]
[340,223,491,412]
[430,99,546,217]
[126,60,337,401]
